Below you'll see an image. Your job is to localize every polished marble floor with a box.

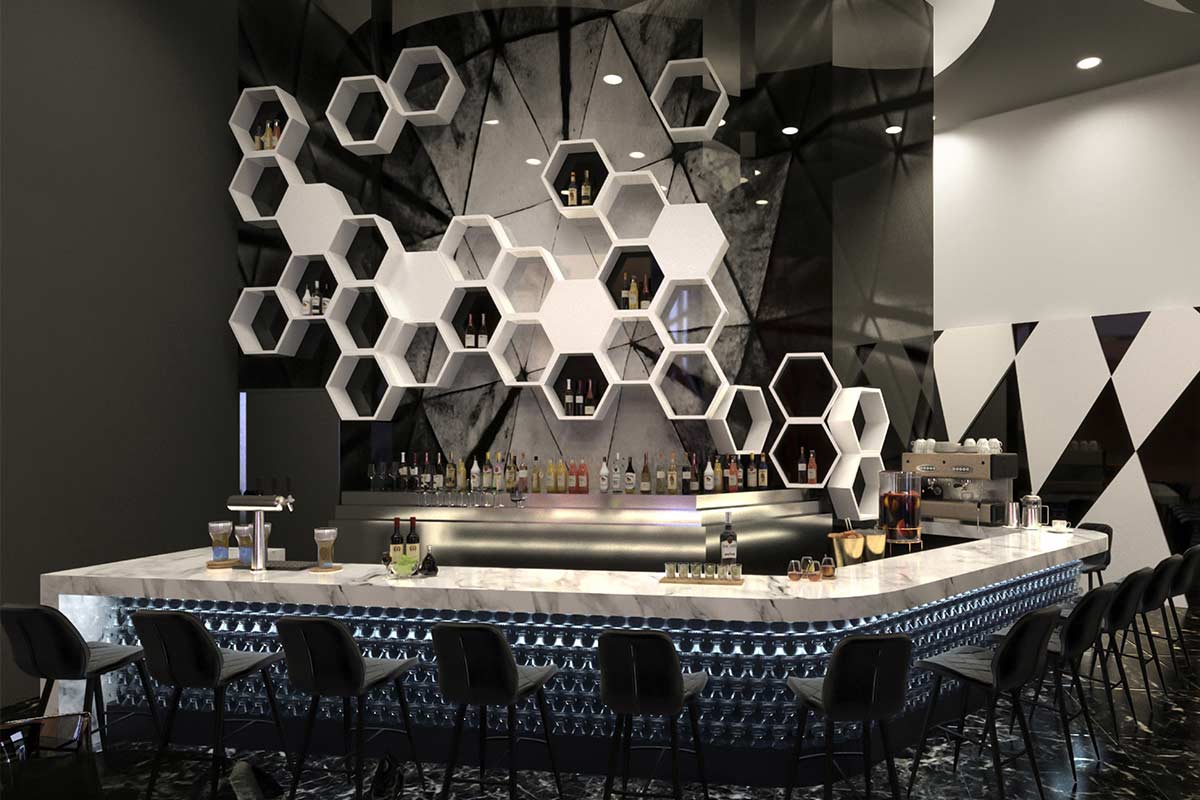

[37,611,1200,799]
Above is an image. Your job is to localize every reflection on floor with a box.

[83,612,1200,799]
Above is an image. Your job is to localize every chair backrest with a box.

[1106,567,1153,629]
[1171,544,1200,597]
[1060,584,1118,664]
[1077,522,1113,568]
[598,630,686,716]
[131,610,222,689]
[991,606,1061,693]
[0,605,89,680]
[821,633,912,722]
[432,622,519,706]
[1140,554,1183,612]
[276,616,365,697]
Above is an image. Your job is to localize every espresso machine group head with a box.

[227,492,295,571]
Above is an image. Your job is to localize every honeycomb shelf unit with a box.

[650,276,728,349]
[649,345,729,421]
[708,385,772,455]
[541,352,619,422]
[489,247,564,316]
[827,453,886,522]
[487,318,554,387]
[437,215,512,282]
[326,353,404,422]
[593,171,668,241]
[540,139,614,219]
[649,58,729,144]
[769,352,841,422]
[386,45,464,127]
[827,387,888,455]
[768,419,842,491]
[229,287,309,357]
[229,154,302,228]
[229,85,309,161]
[325,75,404,156]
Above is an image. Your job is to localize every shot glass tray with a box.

[659,576,744,587]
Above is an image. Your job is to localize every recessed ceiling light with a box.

[932,115,937,121]
[885,125,903,135]
[753,169,761,176]
[629,151,645,159]
[525,157,542,166]
[483,119,500,126]
[739,177,749,184]
[718,118,726,127]
[1076,56,1102,70]
[602,74,623,85]
[781,126,799,135]
[755,199,769,206]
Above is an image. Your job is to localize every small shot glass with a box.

[208,521,233,562]
[664,562,678,579]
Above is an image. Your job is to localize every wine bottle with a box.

[654,451,666,494]
[727,455,739,493]
[640,274,650,310]
[640,452,652,494]
[482,450,493,490]
[720,511,737,566]
[584,380,596,416]
[464,313,476,348]
[621,272,630,310]
[807,450,818,484]
[320,282,329,315]
[667,452,679,495]
[423,452,432,490]
[746,453,758,489]
[628,274,639,311]
[624,456,636,494]
[517,452,529,493]
[563,379,575,416]
[712,453,723,493]
[798,447,807,485]
[478,313,489,348]
[456,454,466,490]
[434,453,445,489]
[445,451,456,490]
[689,453,701,495]
[567,171,578,206]
[578,458,589,494]
[531,455,542,493]
[389,517,405,569]
[598,456,610,493]
[581,169,592,205]
[398,453,408,492]
[680,452,692,496]
[405,516,421,569]
[505,452,516,492]
[574,381,584,414]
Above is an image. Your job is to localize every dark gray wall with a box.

[1,0,239,705]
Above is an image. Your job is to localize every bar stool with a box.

[783,633,912,800]
[132,610,288,800]
[597,630,709,800]
[431,621,563,800]
[275,616,424,800]
[1091,566,1154,729]
[1167,544,1200,669]
[1,604,159,751]
[1077,523,1114,589]
[1136,554,1183,689]
[907,606,1061,800]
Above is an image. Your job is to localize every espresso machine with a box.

[899,451,1019,525]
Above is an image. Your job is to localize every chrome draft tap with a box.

[227,485,296,572]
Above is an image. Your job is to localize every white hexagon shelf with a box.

[229,287,308,356]
[828,453,885,521]
[490,247,563,316]
[229,155,303,227]
[540,139,614,219]
[649,58,729,144]
[768,420,842,490]
[538,279,621,378]
[604,313,670,384]
[488,318,554,387]
[326,284,390,355]
[386,45,464,127]
[593,172,668,241]
[274,182,353,253]
[438,215,512,281]
[326,353,404,422]
[229,85,309,160]
[325,75,405,156]
[827,387,889,455]
[330,214,402,282]
[541,351,620,422]
[648,203,728,280]
[651,277,728,348]
[649,346,729,420]
[376,249,460,324]
[708,385,772,455]
[277,253,340,318]
[769,352,842,422]
[598,241,662,316]
[377,318,460,388]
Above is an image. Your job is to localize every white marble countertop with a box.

[41,529,1105,623]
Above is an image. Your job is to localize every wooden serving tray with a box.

[309,564,343,574]
[206,558,240,569]
[659,576,744,586]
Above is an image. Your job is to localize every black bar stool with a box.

[1077,523,1114,590]
[597,630,709,800]
[1091,566,1154,729]
[783,633,912,800]
[1167,544,1200,669]
[908,605,1060,800]
[275,616,424,800]
[1,604,159,751]
[1132,555,1182,698]
[132,610,287,800]
[431,621,563,800]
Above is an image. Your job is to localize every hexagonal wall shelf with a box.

[438,215,512,281]
[650,346,728,420]
[599,242,664,315]
[708,385,772,455]
[229,155,302,227]
[648,203,728,280]
[444,284,503,351]
[326,284,390,354]
[651,277,728,347]
[386,46,464,126]
[542,352,618,421]
[326,75,404,155]
[768,420,842,490]
[377,318,459,388]
[278,254,338,318]
[229,85,309,160]
[376,249,460,324]
[490,247,563,315]
[538,279,621,378]
[828,454,885,521]
[488,319,554,387]
[827,387,889,455]
[274,182,354,254]
[769,352,842,421]
[229,288,308,356]
[540,139,613,219]
[326,353,404,421]
[330,215,401,281]
[649,58,729,144]
[605,315,669,383]
[593,172,668,241]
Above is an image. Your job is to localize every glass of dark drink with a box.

[880,471,921,540]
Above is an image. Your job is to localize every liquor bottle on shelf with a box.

[445,452,456,490]
[574,381,584,416]
[456,453,466,490]
[598,456,609,492]
[563,379,575,416]
[703,456,714,493]
[611,452,623,495]
[272,120,282,147]
[320,282,330,315]
[434,453,445,490]
[581,170,592,205]
[807,450,818,484]
[727,455,739,493]
[628,274,639,311]
[469,456,481,490]
[621,272,630,310]
[720,511,737,567]
[424,452,433,490]
[566,459,578,494]
[640,453,652,494]
[712,453,724,493]
[640,274,651,310]
[584,380,596,416]
[482,451,493,490]
[397,454,408,491]
[531,455,543,493]
[624,455,636,494]
[261,121,273,149]
[578,459,589,494]
[745,453,758,490]
[478,313,489,348]
[758,453,769,489]
[798,447,807,485]
[389,517,405,569]
[667,452,679,495]
[505,452,516,492]
[654,452,666,494]
[680,452,692,496]
[253,125,263,150]
[566,171,578,206]
[517,452,529,493]
[464,313,477,348]
[555,458,568,494]
[302,284,313,316]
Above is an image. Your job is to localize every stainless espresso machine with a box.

[899,451,1019,525]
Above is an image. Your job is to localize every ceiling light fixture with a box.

[602,74,623,85]
[885,125,903,135]
[781,126,799,135]
[525,157,542,166]
[629,151,645,159]
[1076,56,1102,70]
[753,169,761,176]
[718,118,727,127]
[755,199,769,206]
[483,119,500,125]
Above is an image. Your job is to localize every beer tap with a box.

[227,477,295,572]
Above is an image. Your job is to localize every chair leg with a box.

[439,704,466,800]
[355,695,366,800]
[906,674,942,798]
[879,720,901,800]
[92,677,111,754]
[507,704,518,800]
[134,660,161,740]
[289,695,320,800]
[262,668,289,768]
[862,719,873,800]
[952,683,969,773]
[210,685,226,800]
[1111,634,1137,727]
[536,689,564,800]
[785,705,808,800]
[603,714,624,800]
[984,699,1005,800]
[1129,623,1156,713]
[823,716,835,800]
[669,716,684,800]
[1160,606,1183,675]
[147,686,182,800]
[82,677,97,750]
[1069,663,1101,761]
[1141,613,1171,696]
[1052,665,1076,783]
[1094,637,1120,741]
[687,699,709,800]
[620,715,633,795]
[1169,598,1192,670]
[393,679,425,791]
[1012,690,1045,800]
[36,678,55,717]
[342,697,354,784]
[479,704,489,793]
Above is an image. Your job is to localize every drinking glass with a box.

[664,562,678,579]
[367,463,377,491]
[787,560,802,581]
[208,521,233,561]
[799,556,813,575]
[821,556,836,578]
[234,524,253,565]
[806,562,822,582]
[314,527,338,569]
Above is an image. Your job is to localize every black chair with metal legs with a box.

[784,634,912,800]
[1,604,160,752]
[275,616,424,800]
[597,630,710,800]
[431,621,563,800]
[1091,567,1154,731]
[907,606,1061,800]
[1132,555,1183,697]
[132,610,288,800]
[1167,544,1200,669]
[1077,523,1114,590]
